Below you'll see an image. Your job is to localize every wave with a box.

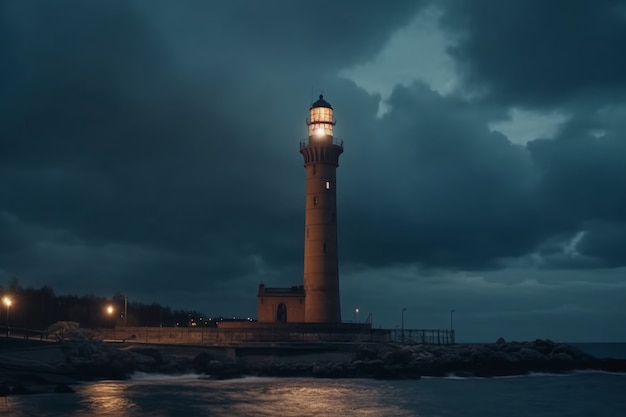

[423,370,626,380]
[129,373,290,384]
[130,371,202,381]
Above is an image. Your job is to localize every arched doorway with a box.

[276,303,287,323]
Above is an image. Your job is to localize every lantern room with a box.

[307,95,336,138]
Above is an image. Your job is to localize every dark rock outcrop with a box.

[2,338,625,391]
[192,353,243,379]
[11,384,34,395]
[362,340,626,378]
[54,383,75,394]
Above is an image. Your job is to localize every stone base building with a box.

[257,284,305,323]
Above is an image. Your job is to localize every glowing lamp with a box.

[307,94,335,138]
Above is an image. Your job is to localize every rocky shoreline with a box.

[1,337,625,396]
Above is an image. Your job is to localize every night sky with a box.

[2,1,625,342]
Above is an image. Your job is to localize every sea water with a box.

[2,344,625,417]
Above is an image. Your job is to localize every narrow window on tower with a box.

[313,196,318,206]
[325,181,330,190]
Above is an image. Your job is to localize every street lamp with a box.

[3,297,12,337]
[123,295,128,327]
[450,309,455,344]
[355,308,359,323]
[106,304,115,328]
[113,294,128,327]
[450,309,455,330]
[401,308,406,344]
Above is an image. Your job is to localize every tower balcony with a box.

[300,137,343,149]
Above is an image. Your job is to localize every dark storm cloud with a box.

[439,0,626,106]
[576,222,626,266]
[524,105,626,267]
[0,1,425,299]
[337,82,541,269]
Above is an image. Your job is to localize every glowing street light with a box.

[355,308,360,323]
[3,297,12,337]
[106,305,114,315]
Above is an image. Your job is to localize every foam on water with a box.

[130,371,201,381]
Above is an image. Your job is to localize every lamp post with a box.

[114,294,128,327]
[355,308,359,323]
[106,304,114,328]
[401,307,406,344]
[450,309,455,344]
[3,297,12,337]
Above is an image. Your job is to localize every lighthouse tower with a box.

[300,95,343,323]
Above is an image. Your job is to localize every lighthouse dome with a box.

[310,94,332,109]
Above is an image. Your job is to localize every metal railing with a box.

[300,137,343,149]
[391,328,455,345]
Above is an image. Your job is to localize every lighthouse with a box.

[300,95,343,323]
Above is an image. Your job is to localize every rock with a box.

[54,383,75,394]
[191,352,215,373]
[382,347,414,365]
[11,385,34,395]
[531,339,557,354]
[496,337,506,345]
[192,355,243,380]
[127,347,164,365]
[47,322,94,341]
[517,347,544,362]
[354,348,378,361]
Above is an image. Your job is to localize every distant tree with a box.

[0,283,209,329]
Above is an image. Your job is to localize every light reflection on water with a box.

[79,382,138,417]
[70,377,415,417]
[1,373,624,417]
[211,379,415,417]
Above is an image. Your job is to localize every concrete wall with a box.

[90,325,391,345]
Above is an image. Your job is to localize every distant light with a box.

[2,297,12,307]
[315,128,325,136]
[106,305,114,315]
